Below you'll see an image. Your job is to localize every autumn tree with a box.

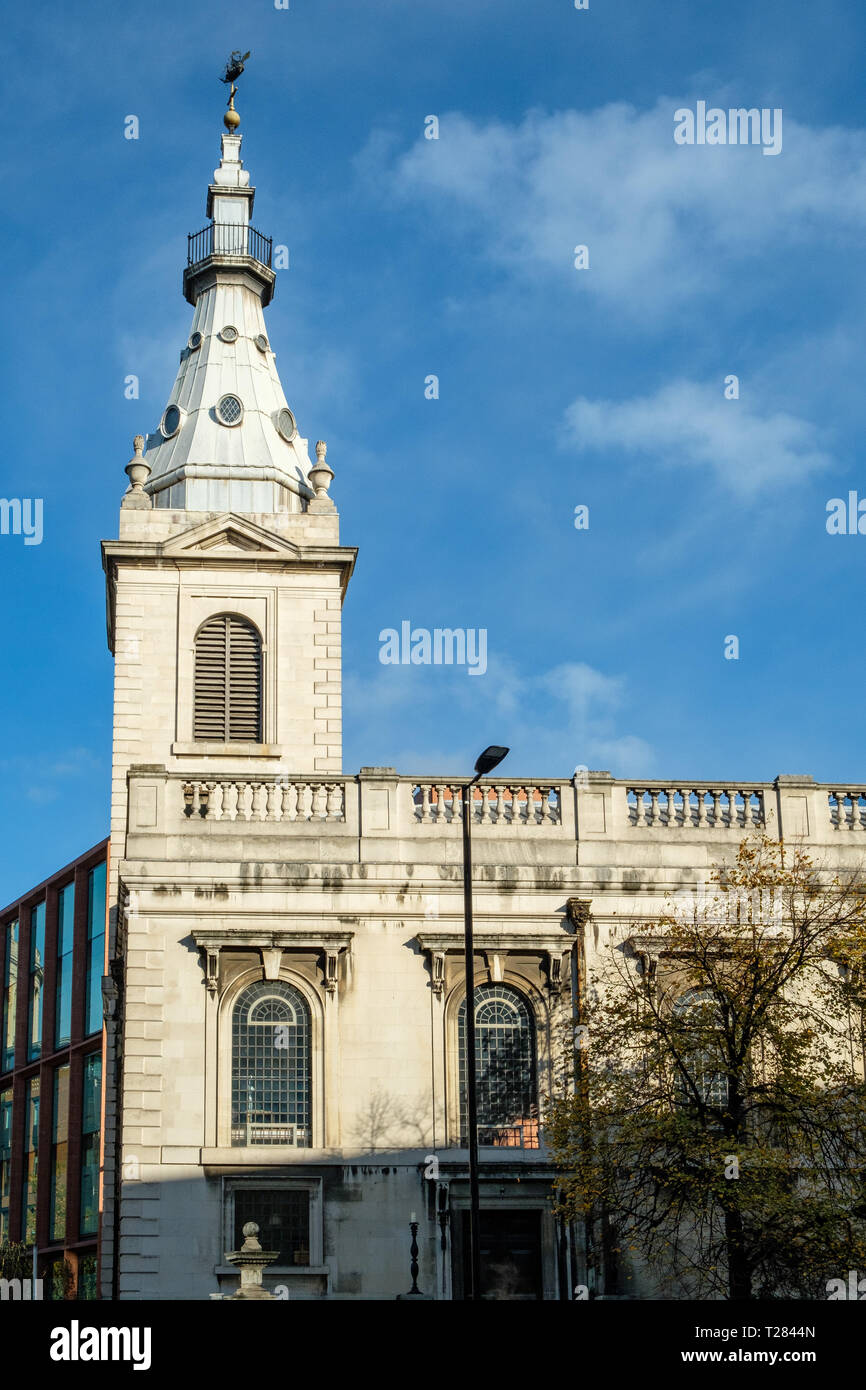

[546,835,866,1299]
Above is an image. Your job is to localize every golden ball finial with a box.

[224,99,241,132]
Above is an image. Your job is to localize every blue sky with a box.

[2,0,866,899]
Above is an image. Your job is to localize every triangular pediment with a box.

[160,513,302,559]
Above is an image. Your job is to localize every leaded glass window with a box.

[672,988,729,1109]
[458,983,538,1148]
[231,981,311,1147]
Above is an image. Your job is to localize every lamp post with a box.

[462,744,509,1301]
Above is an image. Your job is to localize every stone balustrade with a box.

[181,778,346,823]
[411,783,562,827]
[121,768,866,851]
[828,789,866,830]
[627,785,765,830]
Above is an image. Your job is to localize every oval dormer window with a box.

[216,394,243,427]
[188,331,203,351]
[276,407,297,443]
[220,325,239,343]
[254,333,269,353]
[160,404,182,439]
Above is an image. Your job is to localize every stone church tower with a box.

[100,117,360,1296]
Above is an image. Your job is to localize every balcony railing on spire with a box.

[187,221,273,269]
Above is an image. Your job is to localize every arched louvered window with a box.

[194,613,262,742]
[231,980,311,1147]
[458,983,538,1148]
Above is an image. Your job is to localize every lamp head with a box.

[474,745,510,779]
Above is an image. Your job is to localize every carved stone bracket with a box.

[323,950,340,995]
[431,951,446,998]
[566,898,592,929]
[206,948,221,995]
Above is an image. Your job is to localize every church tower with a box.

[99,91,356,1297]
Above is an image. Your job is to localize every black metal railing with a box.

[187,222,273,268]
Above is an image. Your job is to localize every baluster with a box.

[299,782,312,821]
[211,782,224,821]
[284,781,298,822]
[648,789,659,826]
[667,788,678,828]
[224,781,238,821]
[755,790,765,826]
[437,785,448,824]
[721,789,733,828]
[313,783,326,819]
[452,787,462,823]
[480,786,492,824]
[540,787,552,824]
[420,785,431,823]
[494,786,505,823]
[239,782,253,821]
[710,789,722,828]
[267,782,280,821]
[855,794,864,831]
[514,786,525,825]
[742,791,752,829]
[696,788,708,828]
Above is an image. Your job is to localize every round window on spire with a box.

[275,407,297,443]
[188,331,203,351]
[254,333,269,353]
[220,325,239,343]
[216,394,244,427]
[160,404,182,439]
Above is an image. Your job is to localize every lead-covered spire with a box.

[142,125,316,514]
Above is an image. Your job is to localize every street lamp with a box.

[462,744,509,1301]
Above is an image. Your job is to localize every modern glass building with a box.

[0,839,108,1300]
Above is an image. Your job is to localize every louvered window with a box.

[194,614,263,742]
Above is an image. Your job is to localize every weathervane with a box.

[220,50,250,132]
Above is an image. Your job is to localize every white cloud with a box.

[562,379,831,496]
[343,656,654,777]
[374,101,866,319]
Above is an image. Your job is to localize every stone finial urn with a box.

[308,440,336,513]
[122,435,152,510]
[222,1222,280,1300]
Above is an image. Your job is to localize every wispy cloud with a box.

[562,380,832,498]
[344,656,654,777]
[369,101,866,320]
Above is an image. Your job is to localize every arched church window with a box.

[458,983,538,1148]
[194,613,262,743]
[231,980,311,1147]
[671,987,729,1109]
